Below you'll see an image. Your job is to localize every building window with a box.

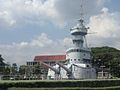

[74,59,76,61]
[78,59,80,61]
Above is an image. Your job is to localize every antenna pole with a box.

[80,0,84,20]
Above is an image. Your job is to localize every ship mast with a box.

[80,0,84,20]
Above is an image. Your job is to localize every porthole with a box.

[86,65,89,67]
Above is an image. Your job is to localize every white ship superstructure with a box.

[47,19,96,79]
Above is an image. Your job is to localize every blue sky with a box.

[106,0,120,12]
[0,0,120,65]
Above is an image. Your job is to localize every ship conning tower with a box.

[70,19,88,47]
[66,19,91,65]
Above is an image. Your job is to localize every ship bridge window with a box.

[67,49,90,54]
[67,49,82,53]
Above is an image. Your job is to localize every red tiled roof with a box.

[34,55,66,61]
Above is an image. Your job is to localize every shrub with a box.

[0,79,120,89]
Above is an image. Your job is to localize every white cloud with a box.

[62,37,72,48]
[0,0,58,26]
[0,0,109,27]
[87,7,120,49]
[0,11,16,27]
[30,33,53,47]
[0,33,72,65]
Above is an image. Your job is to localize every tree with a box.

[91,46,120,78]
[19,65,27,75]
[0,54,6,74]
[11,63,18,75]
[3,64,10,75]
[109,59,120,77]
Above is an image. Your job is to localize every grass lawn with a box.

[8,86,120,90]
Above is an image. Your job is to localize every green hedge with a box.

[8,86,120,90]
[0,79,120,90]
